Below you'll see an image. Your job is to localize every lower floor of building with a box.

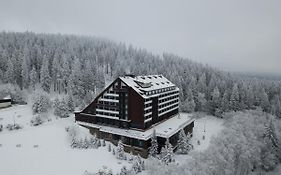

[78,114,194,158]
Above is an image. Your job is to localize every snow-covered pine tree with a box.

[131,155,144,174]
[230,84,240,111]
[221,91,229,113]
[116,140,125,160]
[4,58,15,84]
[180,89,195,113]
[210,87,221,116]
[54,99,70,118]
[149,129,158,158]
[32,91,51,114]
[21,56,29,89]
[262,120,279,171]
[66,93,75,112]
[30,66,38,90]
[275,96,281,118]
[176,129,192,154]
[160,139,174,164]
[89,135,98,148]
[97,139,101,147]
[40,57,51,92]
[197,92,207,112]
[102,139,106,147]
[260,88,271,112]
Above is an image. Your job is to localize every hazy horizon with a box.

[1,0,280,75]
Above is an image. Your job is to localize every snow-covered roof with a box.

[0,95,11,100]
[3,95,11,100]
[77,113,194,140]
[119,75,178,98]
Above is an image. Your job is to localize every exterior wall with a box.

[128,87,144,129]
[84,125,149,158]
[0,101,12,108]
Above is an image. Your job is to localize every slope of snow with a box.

[0,105,129,175]
[174,115,224,164]
[190,115,224,151]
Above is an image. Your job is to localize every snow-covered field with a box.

[174,115,224,164]
[0,105,224,175]
[191,115,224,151]
[0,105,129,175]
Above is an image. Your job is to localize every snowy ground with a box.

[174,114,224,164]
[190,115,224,151]
[0,105,129,175]
[0,105,224,175]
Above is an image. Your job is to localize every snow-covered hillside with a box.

[0,105,129,175]
[0,105,223,175]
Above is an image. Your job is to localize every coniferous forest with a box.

[0,31,281,118]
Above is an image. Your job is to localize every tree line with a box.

[0,31,281,117]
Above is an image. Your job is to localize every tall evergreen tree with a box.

[230,84,240,111]
[260,88,270,112]
[160,139,174,164]
[176,130,192,154]
[30,66,38,90]
[21,56,29,89]
[210,87,221,115]
[149,130,158,158]
[40,58,51,92]
[4,59,15,84]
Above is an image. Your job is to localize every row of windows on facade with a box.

[159,99,179,109]
[98,100,118,106]
[159,103,179,114]
[96,111,119,117]
[144,100,179,120]
[144,89,178,103]
[96,111,129,121]
[102,95,119,100]
[159,94,179,104]
[96,106,119,112]
[144,86,176,96]
[144,92,179,109]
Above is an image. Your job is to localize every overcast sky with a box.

[1,0,281,74]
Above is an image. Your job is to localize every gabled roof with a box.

[119,75,178,98]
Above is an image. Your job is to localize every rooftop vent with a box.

[134,80,153,88]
